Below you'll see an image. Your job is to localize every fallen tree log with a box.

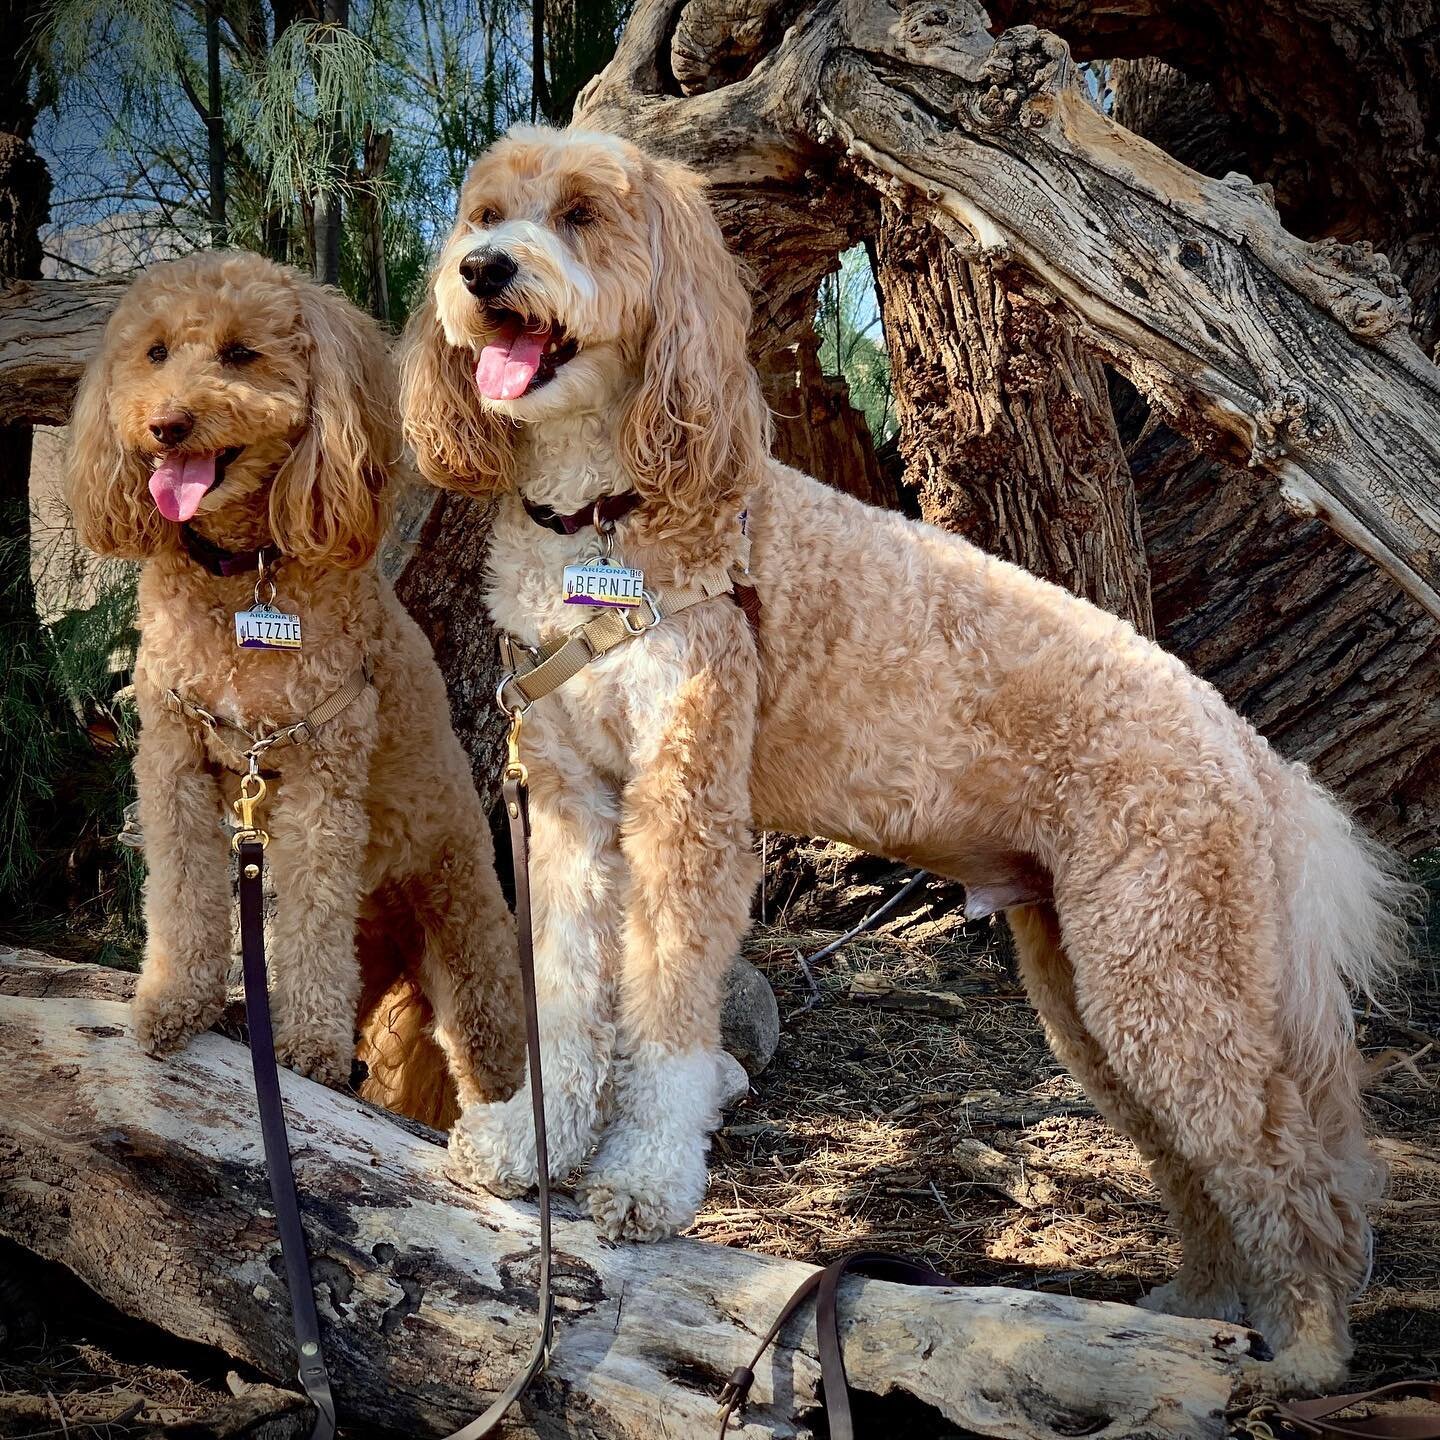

[0,277,126,425]
[0,950,1260,1439]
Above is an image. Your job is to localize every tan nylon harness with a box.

[164,661,374,764]
[497,569,748,710]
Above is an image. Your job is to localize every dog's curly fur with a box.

[67,249,523,1126]
[401,125,1418,1392]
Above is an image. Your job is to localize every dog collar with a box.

[180,525,276,578]
[522,491,643,536]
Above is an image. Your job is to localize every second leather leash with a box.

[233,729,555,1439]
[237,828,338,1440]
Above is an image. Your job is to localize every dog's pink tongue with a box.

[475,318,548,401]
[149,451,218,522]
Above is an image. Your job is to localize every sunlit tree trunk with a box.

[311,0,348,286]
[204,0,226,246]
[874,205,1154,633]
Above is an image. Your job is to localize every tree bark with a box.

[388,492,508,809]
[874,203,1153,632]
[0,279,127,426]
[0,949,1262,1440]
[1104,57,1440,856]
[989,0,1440,354]
[0,0,52,638]
[759,332,900,513]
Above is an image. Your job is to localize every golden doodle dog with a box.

[67,250,522,1127]
[400,125,1414,1391]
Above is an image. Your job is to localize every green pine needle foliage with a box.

[0,530,143,967]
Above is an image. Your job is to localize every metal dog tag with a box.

[235,603,303,650]
[562,557,646,609]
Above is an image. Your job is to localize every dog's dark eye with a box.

[479,206,502,227]
[147,342,168,364]
[561,202,595,229]
[220,342,260,366]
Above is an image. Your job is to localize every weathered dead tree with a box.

[0,277,126,425]
[0,950,1261,1439]
[577,0,1440,624]
[387,491,510,806]
[761,335,900,513]
[1101,56,1440,856]
[991,0,1440,356]
[874,203,1153,632]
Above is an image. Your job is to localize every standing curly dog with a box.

[401,125,1414,1391]
[67,250,522,1127]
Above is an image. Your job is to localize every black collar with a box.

[180,525,276,578]
[522,491,643,536]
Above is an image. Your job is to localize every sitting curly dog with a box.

[399,125,1415,1392]
[67,250,521,1127]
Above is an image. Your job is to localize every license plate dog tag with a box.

[563,557,646,609]
[235,603,303,649]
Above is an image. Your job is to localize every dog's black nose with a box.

[459,248,517,298]
[148,409,195,446]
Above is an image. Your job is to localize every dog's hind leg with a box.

[1009,903,1245,1323]
[411,835,524,1110]
[1057,843,1366,1394]
[449,712,622,1197]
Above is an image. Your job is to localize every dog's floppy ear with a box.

[621,156,770,536]
[269,278,395,569]
[65,329,173,559]
[399,290,517,496]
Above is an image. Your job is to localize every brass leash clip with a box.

[232,752,270,855]
[503,706,528,788]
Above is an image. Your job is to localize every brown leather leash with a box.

[716,1253,1440,1440]
[1240,1386,1440,1439]
[230,721,555,1437]
[238,835,338,1440]
[717,1251,954,1440]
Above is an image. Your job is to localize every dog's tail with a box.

[358,977,461,1131]
[1270,759,1418,1198]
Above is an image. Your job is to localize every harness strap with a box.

[237,838,338,1440]
[165,661,373,759]
[500,574,739,709]
[716,1251,954,1440]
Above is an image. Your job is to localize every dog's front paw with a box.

[449,1095,540,1198]
[133,974,224,1058]
[273,1028,354,1089]
[580,1127,709,1242]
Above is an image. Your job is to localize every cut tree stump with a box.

[0,950,1261,1439]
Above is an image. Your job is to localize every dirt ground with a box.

[702,865,1440,1396]
[2,864,1437,1436]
